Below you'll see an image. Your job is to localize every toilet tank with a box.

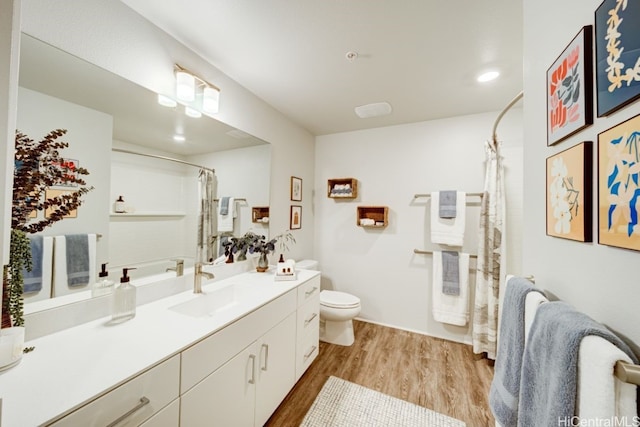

[297,259,319,271]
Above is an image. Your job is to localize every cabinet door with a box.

[254,312,296,427]
[180,344,257,427]
[139,399,179,427]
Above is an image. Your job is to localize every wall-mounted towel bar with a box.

[615,361,640,385]
[413,192,484,199]
[413,249,478,259]
[213,198,247,202]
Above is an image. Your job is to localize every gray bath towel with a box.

[220,196,230,215]
[439,191,457,218]
[489,277,544,426]
[65,234,90,287]
[23,235,43,293]
[441,251,460,296]
[517,302,639,427]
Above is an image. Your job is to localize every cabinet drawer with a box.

[297,275,320,307]
[296,330,319,380]
[181,289,297,393]
[139,398,179,427]
[296,293,319,342]
[50,355,180,427]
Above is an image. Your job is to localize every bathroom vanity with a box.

[0,269,320,426]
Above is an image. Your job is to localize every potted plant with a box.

[1,129,92,369]
[222,231,261,263]
[248,231,295,272]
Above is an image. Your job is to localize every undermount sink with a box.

[169,284,239,318]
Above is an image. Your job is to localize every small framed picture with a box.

[45,189,77,219]
[546,25,593,146]
[290,205,302,230]
[290,176,302,201]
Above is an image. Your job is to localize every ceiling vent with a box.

[354,102,392,119]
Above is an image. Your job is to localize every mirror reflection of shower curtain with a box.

[197,169,217,263]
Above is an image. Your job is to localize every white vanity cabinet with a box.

[295,275,320,380]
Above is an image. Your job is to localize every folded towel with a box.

[432,251,469,326]
[22,235,44,293]
[518,302,638,427]
[431,191,466,246]
[65,234,90,287]
[577,336,637,422]
[439,190,457,218]
[524,290,548,344]
[441,251,460,295]
[217,197,235,232]
[220,196,230,215]
[489,276,545,427]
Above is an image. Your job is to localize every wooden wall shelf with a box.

[327,178,357,199]
[357,206,388,228]
[252,206,270,223]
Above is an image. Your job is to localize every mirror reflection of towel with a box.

[65,234,90,287]
[23,235,43,293]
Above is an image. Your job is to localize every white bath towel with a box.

[52,234,97,297]
[430,191,466,246]
[524,290,548,343]
[577,335,637,421]
[432,251,469,326]
[217,197,236,232]
[22,236,53,303]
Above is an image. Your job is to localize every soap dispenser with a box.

[92,262,114,297]
[114,195,126,213]
[112,267,137,323]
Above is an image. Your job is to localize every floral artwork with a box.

[547,26,593,146]
[595,0,640,116]
[598,114,640,250]
[546,142,593,242]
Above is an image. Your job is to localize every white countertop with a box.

[0,268,320,426]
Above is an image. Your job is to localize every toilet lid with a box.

[321,290,360,309]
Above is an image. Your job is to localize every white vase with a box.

[0,326,25,371]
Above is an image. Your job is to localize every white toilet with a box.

[297,260,361,347]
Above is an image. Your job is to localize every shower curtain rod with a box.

[111,148,215,173]
[492,90,524,142]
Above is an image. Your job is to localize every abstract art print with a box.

[595,0,640,116]
[598,114,640,250]
[547,26,593,146]
[290,176,302,201]
[546,141,593,242]
[290,205,302,230]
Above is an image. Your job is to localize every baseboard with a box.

[354,317,473,346]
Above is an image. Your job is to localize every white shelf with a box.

[110,211,186,217]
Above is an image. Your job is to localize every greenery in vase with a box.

[248,231,296,256]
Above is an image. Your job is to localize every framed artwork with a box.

[595,0,640,116]
[45,189,77,219]
[597,114,640,250]
[546,141,593,242]
[290,176,302,201]
[546,26,593,146]
[290,205,302,230]
[52,158,80,187]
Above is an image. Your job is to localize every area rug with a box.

[300,376,466,427]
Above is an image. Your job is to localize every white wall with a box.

[315,110,523,343]
[524,0,640,346]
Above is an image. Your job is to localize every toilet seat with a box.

[320,290,360,309]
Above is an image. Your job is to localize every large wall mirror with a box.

[17,33,271,312]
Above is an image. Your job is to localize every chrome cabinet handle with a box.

[261,344,269,371]
[248,355,256,384]
[304,345,317,361]
[304,312,318,326]
[305,286,318,297]
[106,396,150,427]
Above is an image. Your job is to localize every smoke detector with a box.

[354,102,393,118]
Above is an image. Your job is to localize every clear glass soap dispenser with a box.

[92,262,114,297]
[112,267,137,323]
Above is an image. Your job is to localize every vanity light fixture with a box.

[157,94,177,107]
[202,86,220,114]
[174,64,221,115]
[185,106,202,118]
[176,70,196,102]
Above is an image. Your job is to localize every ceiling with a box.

[121,0,524,136]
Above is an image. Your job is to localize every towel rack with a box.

[213,198,247,202]
[413,249,478,259]
[615,361,640,385]
[413,193,484,199]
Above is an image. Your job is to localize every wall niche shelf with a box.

[252,206,270,224]
[327,178,357,199]
[357,206,388,228]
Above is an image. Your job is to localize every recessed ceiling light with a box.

[477,71,500,83]
[354,102,393,118]
[173,135,185,143]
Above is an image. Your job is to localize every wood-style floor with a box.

[266,320,495,427]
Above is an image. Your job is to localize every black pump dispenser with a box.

[99,262,109,278]
[120,267,136,283]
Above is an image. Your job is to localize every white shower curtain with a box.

[472,139,506,360]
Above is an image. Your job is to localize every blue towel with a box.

[220,196,230,215]
[65,234,90,287]
[518,302,639,427]
[489,277,544,426]
[441,251,460,296]
[22,235,43,293]
[439,191,457,218]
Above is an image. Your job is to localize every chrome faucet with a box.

[166,258,184,276]
[194,262,214,293]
